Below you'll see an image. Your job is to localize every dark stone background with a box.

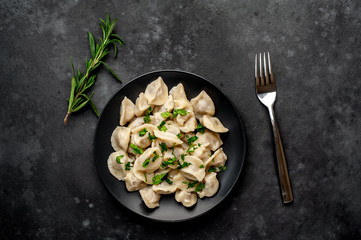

[1,0,360,239]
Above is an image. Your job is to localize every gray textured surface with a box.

[1,0,361,239]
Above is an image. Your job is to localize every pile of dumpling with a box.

[108,76,229,208]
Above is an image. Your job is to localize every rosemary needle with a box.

[64,14,124,124]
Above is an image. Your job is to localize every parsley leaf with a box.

[195,183,205,192]
[218,166,227,172]
[177,160,192,169]
[144,172,147,182]
[152,151,160,162]
[116,155,124,164]
[186,181,198,189]
[160,142,168,153]
[142,158,151,168]
[139,128,148,137]
[157,120,167,132]
[130,143,143,154]
[143,106,152,123]
[196,123,205,133]
[172,109,189,118]
[161,157,176,168]
[165,178,173,184]
[199,164,204,168]
[125,162,131,170]
[187,136,198,144]
[148,132,157,142]
[161,111,170,119]
[208,167,217,172]
[177,132,182,139]
[152,173,168,185]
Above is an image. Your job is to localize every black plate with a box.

[94,70,246,222]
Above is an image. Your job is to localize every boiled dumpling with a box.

[144,77,168,105]
[119,97,135,125]
[128,117,146,130]
[124,168,147,191]
[164,120,181,135]
[133,147,162,173]
[190,90,215,119]
[131,124,158,148]
[110,126,130,152]
[173,172,196,192]
[169,83,188,101]
[135,92,149,116]
[199,115,229,133]
[196,129,223,151]
[175,190,197,207]
[107,151,129,180]
[153,129,183,147]
[204,148,227,171]
[180,156,206,181]
[190,143,211,162]
[197,172,219,198]
[173,99,192,125]
[178,113,197,133]
[139,186,161,208]
[153,95,174,114]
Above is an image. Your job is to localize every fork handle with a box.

[268,106,294,204]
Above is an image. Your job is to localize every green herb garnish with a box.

[148,132,157,142]
[177,132,182,139]
[199,164,204,168]
[208,167,217,172]
[161,158,177,168]
[116,155,124,164]
[195,183,205,192]
[187,136,198,144]
[196,123,205,133]
[142,158,151,168]
[160,142,168,153]
[64,15,124,124]
[161,111,170,119]
[184,181,198,189]
[152,151,160,162]
[143,106,152,123]
[165,178,173,184]
[139,128,148,137]
[218,166,227,172]
[130,143,143,154]
[152,173,168,185]
[125,162,131,170]
[177,160,192,169]
[172,109,189,118]
[144,172,147,182]
[157,120,167,132]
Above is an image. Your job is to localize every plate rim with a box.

[93,69,246,222]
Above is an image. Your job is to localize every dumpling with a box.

[133,147,162,173]
[153,95,174,114]
[175,190,197,207]
[124,168,147,191]
[197,172,219,198]
[119,97,135,125]
[196,129,223,151]
[110,126,130,152]
[128,117,146,130]
[135,92,149,116]
[180,156,206,181]
[204,148,227,171]
[173,99,192,125]
[190,143,211,162]
[153,129,183,147]
[107,151,129,180]
[144,77,168,105]
[164,120,181,135]
[139,186,161,208]
[172,172,196,192]
[131,124,158,148]
[179,113,197,133]
[152,170,177,194]
[169,83,188,101]
[199,115,229,133]
[190,90,215,119]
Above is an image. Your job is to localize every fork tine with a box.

[259,53,265,85]
[268,52,274,83]
[263,52,270,85]
[255,54,260,86]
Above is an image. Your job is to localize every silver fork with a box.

[255,52,293,204]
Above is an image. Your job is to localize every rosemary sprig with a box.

[64,14,125,124]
